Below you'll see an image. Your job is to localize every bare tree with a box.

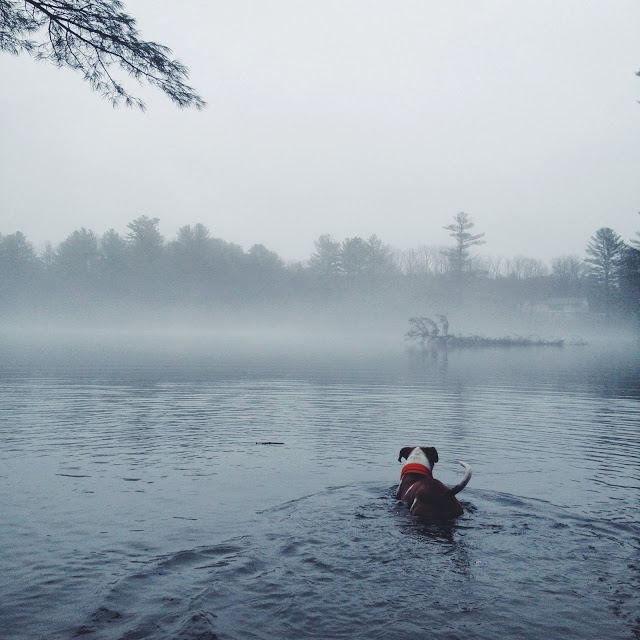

[551,255,586,281]
[399,245,448,277]
[504,255,549,279]
[405,316,439,344]
[486,255,504,279]
[0,0,204,109]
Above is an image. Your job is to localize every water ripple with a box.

[1,347,639,639]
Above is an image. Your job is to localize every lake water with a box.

[1,335,639,640]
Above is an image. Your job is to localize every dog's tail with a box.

[444,461,472,498]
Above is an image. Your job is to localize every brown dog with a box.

[396,446,472,521]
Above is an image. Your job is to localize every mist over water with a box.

[1,329,638,640]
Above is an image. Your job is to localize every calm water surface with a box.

[1,336,639,639]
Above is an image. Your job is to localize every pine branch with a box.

[0,0,205,109]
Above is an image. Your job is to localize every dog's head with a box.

[398,446,439,469]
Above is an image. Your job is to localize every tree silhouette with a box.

[503,255,548,279]
[56,227,99,276]
[365,234,397,280]
[0,0,204,109]
[245,244,285,298]
[171,224,213,273]
[168,224,216,302]
[630,212,640,251]
[442,212,485,282]
[405,316,439,344]
[309,234,342,282]
[99,228,128,296]
[585,227,625,312]
[550,255,586,297]
[0,231,40,304]
[126,215,164,258]
[618,245,640,317]
[100,228,127,267]
[341,237,369,280]
[551,255,586,282]
[124,215,166,302]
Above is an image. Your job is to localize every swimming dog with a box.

[396,446,472,520]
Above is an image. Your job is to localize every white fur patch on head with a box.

[406,447,431,469]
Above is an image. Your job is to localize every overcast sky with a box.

[1,0,639,263]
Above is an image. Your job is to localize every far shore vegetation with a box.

[1,213,639,336]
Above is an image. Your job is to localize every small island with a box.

[405,315,586,349]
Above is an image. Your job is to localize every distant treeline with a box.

[1,214,639,323]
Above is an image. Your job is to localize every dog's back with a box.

[397,447,471,521]
[399,474,464,520]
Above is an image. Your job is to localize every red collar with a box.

[401,463,432,479]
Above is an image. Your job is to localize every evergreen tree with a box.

[442,212,485,282]
[630,212,640,251]
[365,234,397,280]
[584,227,625,312]
[309,235,342,279]
[0,231,40,305]
[171,224,213,276]
[618,246,640,318]
[125,215,166,303]
[126,216,164,261]
[56,228,100,277]
[99,229,129,297]
[341,237,369,280]
[245,244,285,298]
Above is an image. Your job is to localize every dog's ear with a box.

[398,447,414,463]
[421,446,439,467]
